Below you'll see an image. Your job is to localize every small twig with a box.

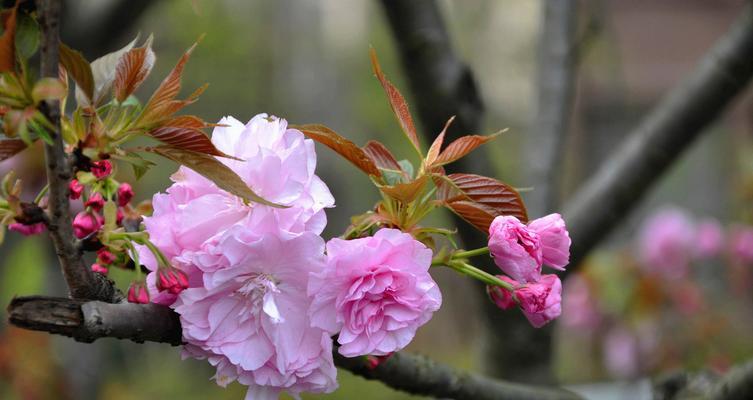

[7,295,582,400]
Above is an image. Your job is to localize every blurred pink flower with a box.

[174,230,337,399]
[90,263,108,274]
[561,274,601,330]
[308,228,442,357]
[68,179,83,200]
[603,326,639,380]
[730,226,753,265]
[694,219,723,259]
[637,208,694,279]
[85,192,104,211]
[97,248,116,265]
[528,213,571,270]
[488,216,543,283]
[9,222,45,236]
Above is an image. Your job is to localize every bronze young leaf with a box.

[292,123,380,177]
[59,43,94,104]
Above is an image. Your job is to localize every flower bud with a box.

[486,275,517,310]
[97,248,116,265]
[68,179,84,200]
[488,216,542,283]
[156,267,189,295]
[91,160,112,179]
[127,281,150,304]
[91,263,108,274]
[117,183,134,206]
[85,192,105,211]
[72,211,103,239]
[9,222,46,236]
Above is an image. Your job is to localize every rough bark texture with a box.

[7,295,582,400]
[39,0,118,302]
[564,3,753,270]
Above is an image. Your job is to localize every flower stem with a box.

[452,246,489,260]
[34,184,49,204]
[446,260,514,291]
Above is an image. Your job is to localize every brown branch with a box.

[38,0,120,302]
[7,295,582,400]
[709,359,753,400]
[564,2,753,270]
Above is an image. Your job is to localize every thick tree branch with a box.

[527,0,577,215]
[7,295,582,400]
[38,0,118,301]
[709,359,753,400]
[564,2,753,269]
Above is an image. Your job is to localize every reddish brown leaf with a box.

[0,4,17,72]
[59,43,94,103]
[0,138,26,161]
[363,140,401,172]
[426,116,455,166]
[293,123,379,176]
[149,146,284,208]
[114,45,155,102]
[369,48,421,155]
[163,115,208,130]
[380,175,429,204]
[147,126,233,159]
[433,133,500,167]
[447,173,528,223]
[446,200,498,233]
[138,41,200,126]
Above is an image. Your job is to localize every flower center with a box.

[234,273,284,323]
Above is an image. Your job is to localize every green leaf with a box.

[103,200,117,231]
[110,152,155,180]
[148,146,286,208]
[398,159,414,179]
[31,77,66,103]
[14,11,39,59]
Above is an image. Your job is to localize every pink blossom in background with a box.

[90,263,108,274]
[488,216,543,283]
[514,274,562,328]
[174,230,337,399]
[730,226,753,265]
[528,213,571,270]
[694,219,723,259]
[637,208,694,279]
[309,228,442,357]
[603,326,640,380]
[561,274,601,330]
[8,222,46,236]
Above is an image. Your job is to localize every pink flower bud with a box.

[515,274,562,328]
[72,211,103,239]
[91,160,112,179]
[488,216,542,283]
[85,192,105,211]
[730,226,753,265]
[486,275,518,310]
[91,263,108,274]
[68,179,84,200]
[117,183,134,206]
[9,222,46,236]
[527,213,571,270]
[127,281,150,304]
[156,267,189,295]
[97,248,116,265]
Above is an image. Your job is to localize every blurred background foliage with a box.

[1,0,752,399]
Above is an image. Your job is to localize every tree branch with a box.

[564,2,753,269]
[709,359,753,400]
[38,0,118,302]
[7,295,582,400]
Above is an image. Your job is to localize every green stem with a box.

[452,246,489,260]
[34,184,49,204]
[446,260,515,291]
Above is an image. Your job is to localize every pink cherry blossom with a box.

[603,326,639,379]
[117,182,134,206]
[91,263,108,274]
[68,179,84,200]
[127,281,149,304]
[72,211,102,239]
[561,274,601,330]
[9,222,46,236]
[694,219,724,259]
[528,213,570,270]
[97,248,116,265]
[488,216,542,283]
[637,208,694,279]
[85,192,104,211]
[730,226,753,265]
[91,160,112,179]
[487,274,562,328]
[156,267,189,295]
[174,229,337,399]
[309,228,442,357]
